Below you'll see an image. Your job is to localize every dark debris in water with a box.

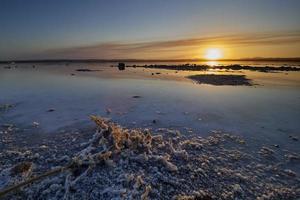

[47,108,55,112]
[75,68,102,72]
[0,104,14,112]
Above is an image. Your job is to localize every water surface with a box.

[0,62,299,151]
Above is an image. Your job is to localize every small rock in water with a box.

[47,108,55,112]
[33,122,39,127]
[132,95,142,98]
[152,120,157,124]
[289,135,298,141]
[39,145,48,149]
[118,63,126,70]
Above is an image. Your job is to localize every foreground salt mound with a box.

[1,116,299,199]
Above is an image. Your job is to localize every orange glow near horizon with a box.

[204,48,223,60]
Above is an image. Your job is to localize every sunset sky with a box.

[0,0,300,60]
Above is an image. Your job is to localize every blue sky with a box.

[0,0,300,60]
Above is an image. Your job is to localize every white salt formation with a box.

[0,116,299,199]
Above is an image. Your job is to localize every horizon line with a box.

[1,57,300,64]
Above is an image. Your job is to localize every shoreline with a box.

[126,64,300,72]
[0,117,299,199]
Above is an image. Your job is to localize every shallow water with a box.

[0,62,299,151]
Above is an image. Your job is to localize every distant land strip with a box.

[1,57,300,64]
[126,64,300,72]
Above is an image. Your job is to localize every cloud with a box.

[46,31,300,59]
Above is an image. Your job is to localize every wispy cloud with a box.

[46,31,300,59]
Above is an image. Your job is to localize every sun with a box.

[204,48,223,60]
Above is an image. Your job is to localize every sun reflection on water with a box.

[205,61,219,66]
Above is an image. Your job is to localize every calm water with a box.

[0,62,299,151]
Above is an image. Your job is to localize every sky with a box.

[0,0,300,60]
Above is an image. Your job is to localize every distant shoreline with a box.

[1,57,300,64]
[126,64,300,72]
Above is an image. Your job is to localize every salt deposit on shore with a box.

[0,117,299,199]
